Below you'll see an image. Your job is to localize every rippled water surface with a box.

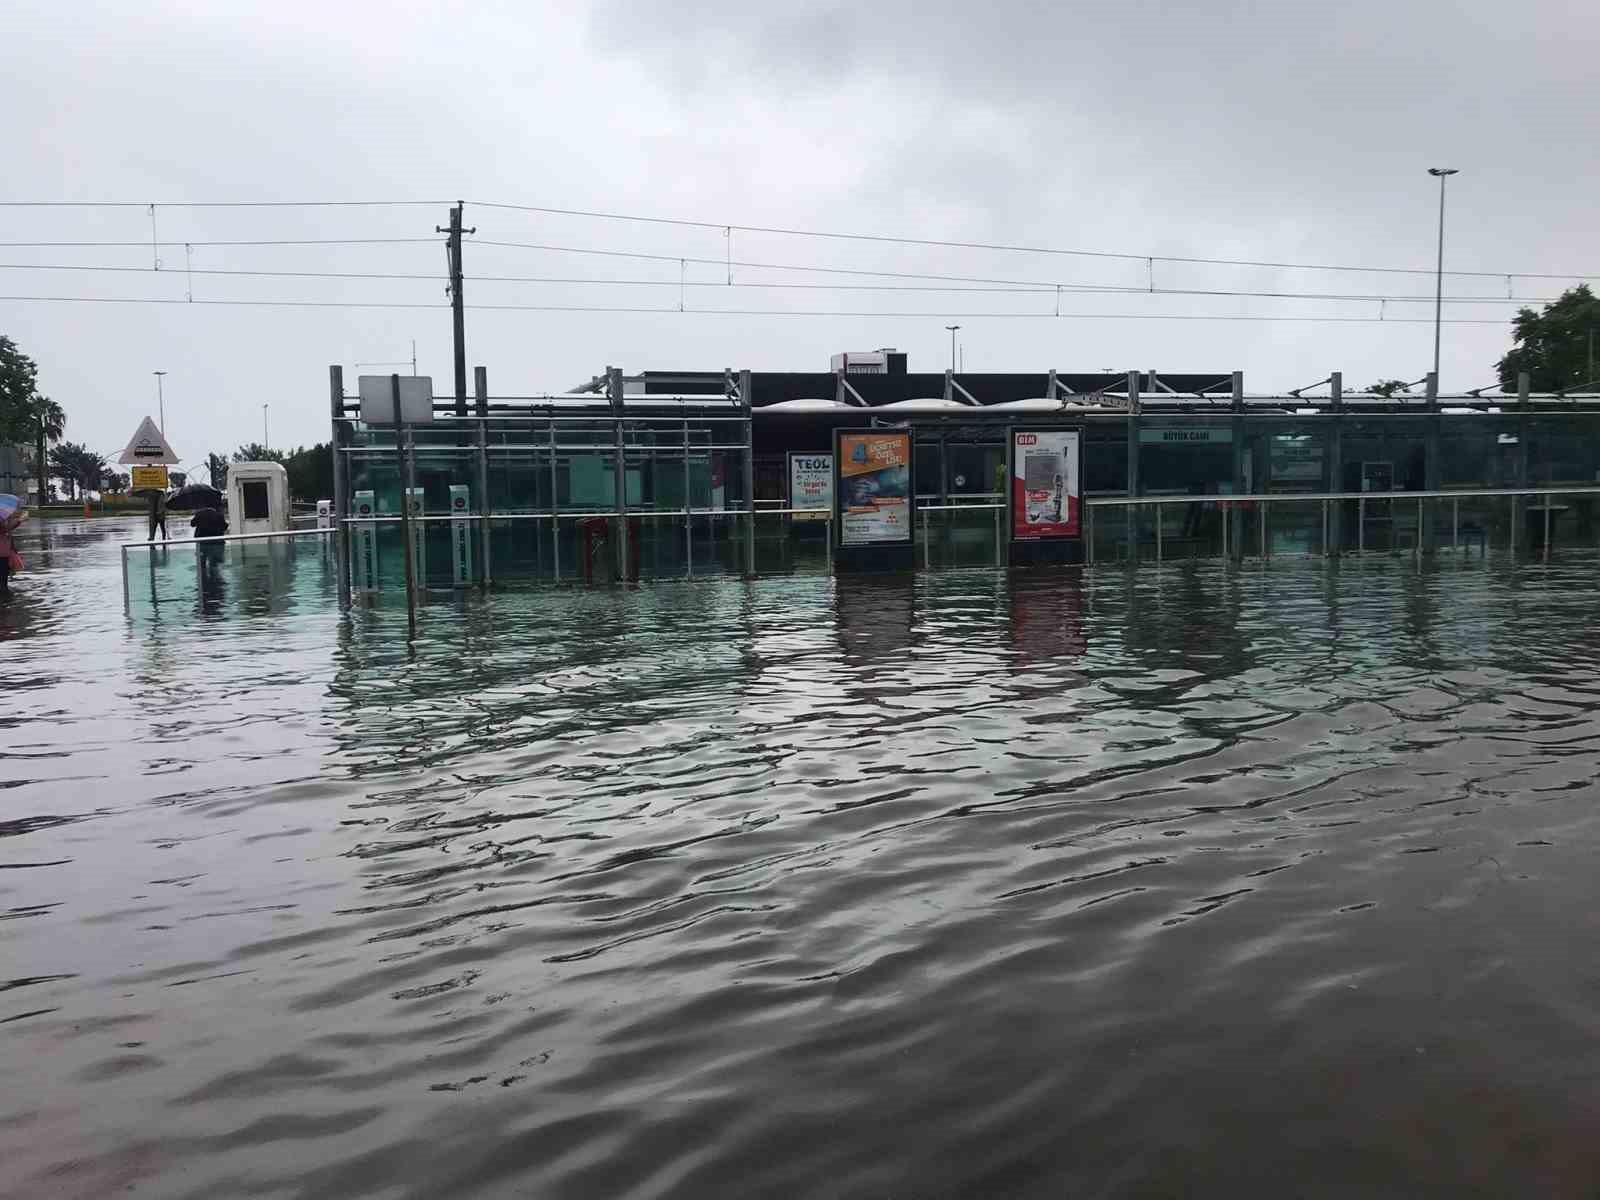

[6,517,1600,1198]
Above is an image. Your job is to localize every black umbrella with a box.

[164,482,224,511]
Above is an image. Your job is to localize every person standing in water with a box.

[0,507,26,596]
[147,491,168,541]
[190,505,227,539]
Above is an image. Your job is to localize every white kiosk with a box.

[228,461,291,536]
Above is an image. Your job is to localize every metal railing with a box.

[121,526,334,613]
[1084,486,1600,565]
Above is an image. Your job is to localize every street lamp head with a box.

[1427,167,1459,177]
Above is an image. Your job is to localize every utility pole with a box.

[945,324,961,373]
[437,203,476,417]
[1427,167,1459,384]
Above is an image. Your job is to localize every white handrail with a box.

[1087,485,1600,508]
[123,526,333,551]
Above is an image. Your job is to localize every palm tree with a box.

[32,395,64,504]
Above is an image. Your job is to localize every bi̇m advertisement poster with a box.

[836,431,912,545]
[1011,429,1082,540]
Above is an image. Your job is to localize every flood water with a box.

[6,517,1600,1198]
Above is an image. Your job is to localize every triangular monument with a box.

[118,416,180,465]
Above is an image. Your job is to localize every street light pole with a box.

[945,324,961,373]
[263,404,269,451]
[153,370,167,433]
[1427,167,1459,383]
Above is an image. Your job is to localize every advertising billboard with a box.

[788,452,833,521]
[836,431,912,545]
[1011,429,1081,539]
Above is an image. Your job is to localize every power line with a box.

[0,260,1561,305]
[0,237,441,248]
[0,294,1508,322]
[468,199,1600,282]
[0,200,449,208]
[2,196,1595,280]
[464,239,1556,303]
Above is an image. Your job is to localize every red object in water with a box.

[579,516,641,583]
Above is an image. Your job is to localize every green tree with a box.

[0,335,66,502]
[103,470,131,494]
[31,396,65,504]
[1363,379,1411,398]
[233,443,286,464]
[48,442,106,499]
[0,334,39,444]
[206,452,230,491]
[1497,284,1600,391]
[283,443,333,502]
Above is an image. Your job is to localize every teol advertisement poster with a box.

[836,431,912,545]
[1011,429,1082,540]
[787,452,834,522]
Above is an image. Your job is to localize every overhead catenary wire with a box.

[465,199,1600,282]
[0,261,1564,305]
[0,237,443,248]
[0,200,451,209]
[0,196,1595,280]
[0,294,1509,322]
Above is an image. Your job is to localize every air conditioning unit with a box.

[830,349,906,375]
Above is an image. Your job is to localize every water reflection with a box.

[1006,568,1087,669]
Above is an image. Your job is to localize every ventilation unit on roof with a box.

[830,349,907,375]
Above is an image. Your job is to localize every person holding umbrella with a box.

[0,495,27,596]
[146,489,168,542]
[165,481,228,540]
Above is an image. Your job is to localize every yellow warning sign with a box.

[130,465,169,490]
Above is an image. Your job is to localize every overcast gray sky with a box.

[4,0,1597,466]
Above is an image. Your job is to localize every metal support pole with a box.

[1423,371,1440,555]
[1416,497,1423,561]
[1126,371,1141,562]
[1156,503,1163,562]
[608,367,628,582]
[391,374,417,637]
[120,544,129,614]
[1328,371,1343,556]
[1359,498,1366,553]
[741,369,755,578]
[474,366,491,588]
[330,365,350,609]
[682,418,693,573]
[922,508,930,570]
[1453,498,1459,552]
[1544,493,1552,563]
[548,416,560,582]
[1515,371,1530,554]
[1431,169,1453,382]
[1087,502,1095,565]
[994,503,1002,567]
[1322,499,1329,557]
[1221,500,1228,561]
[1230,370,1244,560]
[1259,500,1267,559]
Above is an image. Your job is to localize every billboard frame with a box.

[833,427,916,549]
[787,449,834,522]
[1007,424,1084,545]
